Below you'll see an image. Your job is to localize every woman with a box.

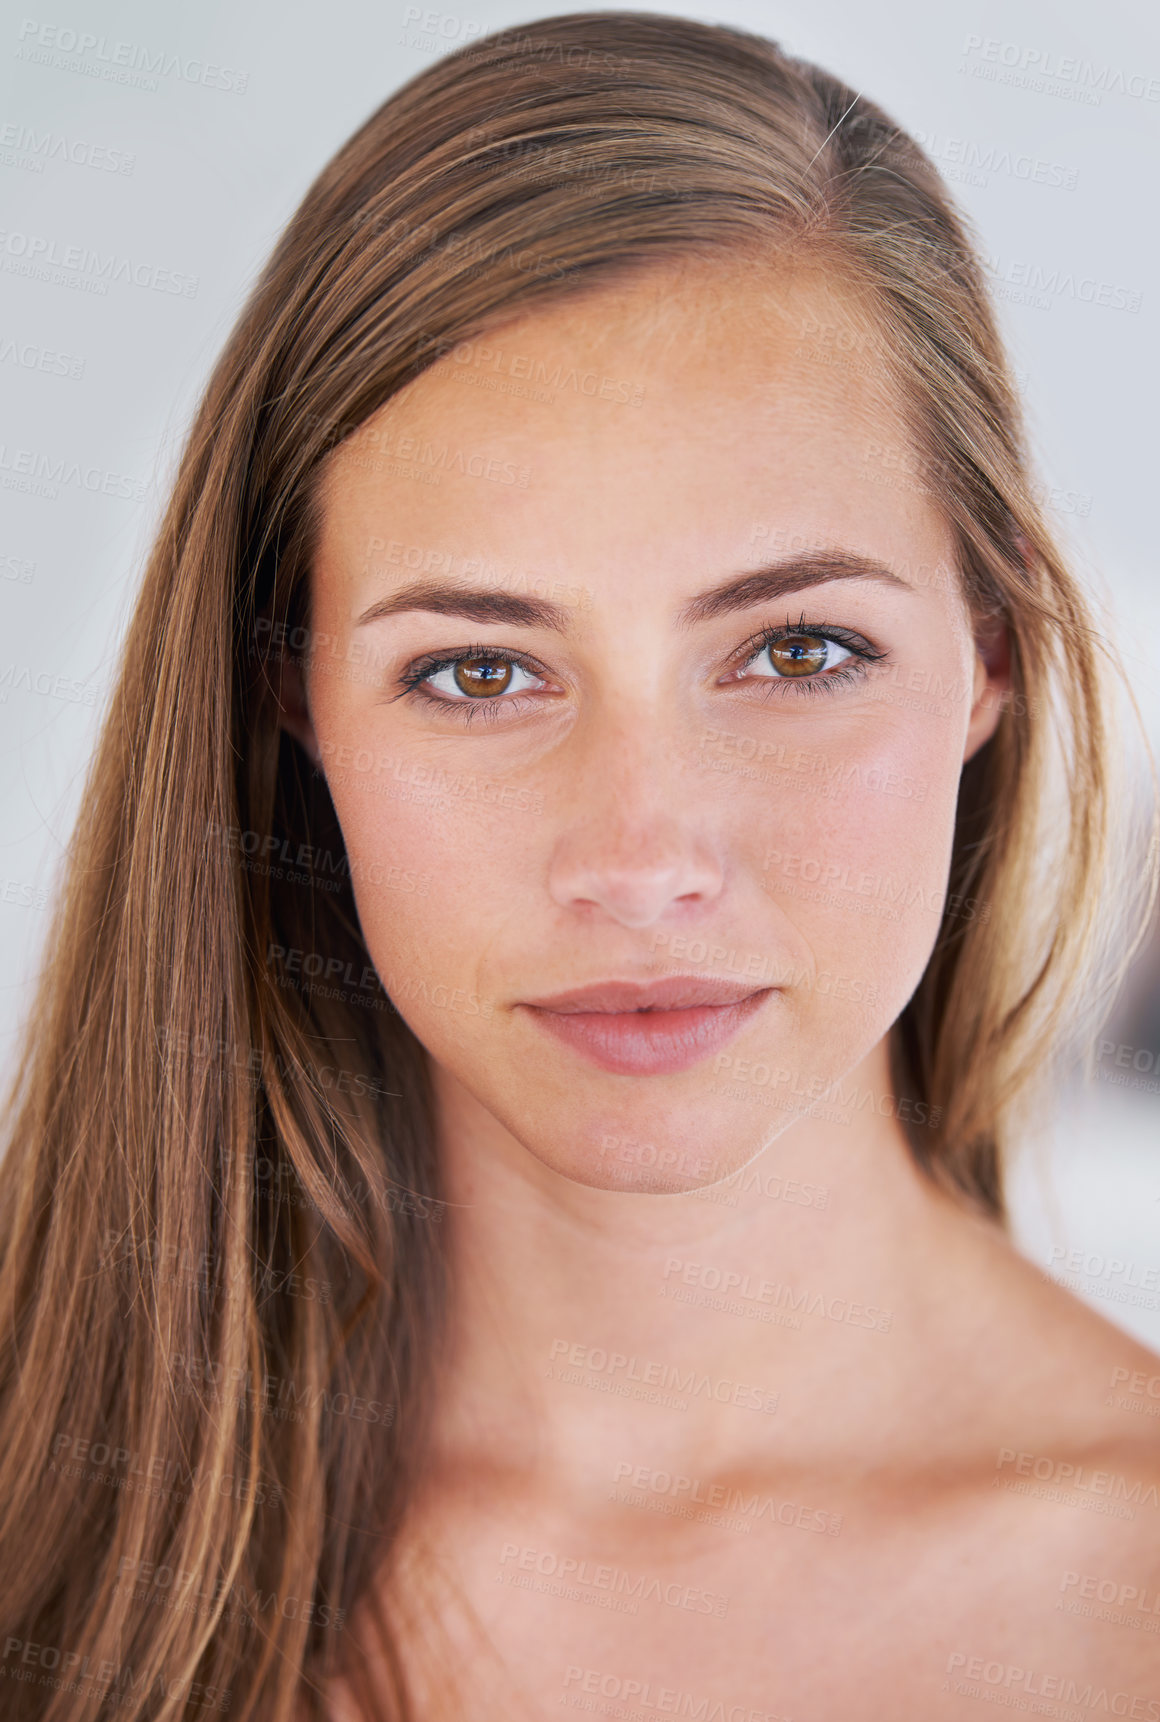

[1,11,1157,1720]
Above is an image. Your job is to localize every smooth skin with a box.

[281,257,1160,1719]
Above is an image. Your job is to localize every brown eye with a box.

[767,634,832,678]
[453,656,513,697]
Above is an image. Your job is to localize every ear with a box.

[963,613,1011,764]
[276,649,323,768]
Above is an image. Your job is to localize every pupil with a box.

[454,656,513,697]
[770,634,827,677]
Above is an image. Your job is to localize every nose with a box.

[545,721,725,930]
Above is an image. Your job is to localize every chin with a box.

[498,1082,801,1195]
[423,992,890,1193]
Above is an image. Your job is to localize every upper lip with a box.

[520,976,770,1014]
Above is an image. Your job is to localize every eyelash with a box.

[396,643,550,726]
[729,615,889,701]
[395,618,889,722]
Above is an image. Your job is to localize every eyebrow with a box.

[353,551,910,633]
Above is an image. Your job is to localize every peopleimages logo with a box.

[994,1447,1160,1510]
[662,1255,893,1333]
[1,1634,231,1711]
[983,254,1141,314]
[548,1338,780,1414]
[561,1665,790,1720]
[944,1651,1159,1717]
[0,121,135,175]
[909,129,1078,191]
[499,1543,729,1618]
[0,336,85,379]
[14,19,249,94]
[115,1556,344,1632]
[421,335,646,405]
[0,441,147,500]
[0,661,101,705]
[610,1461,842,1537]
[959,34,1160,105]
[0,229,198,297]
[1060,1567,1160,1619]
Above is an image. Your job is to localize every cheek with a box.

[749,705,966,1022]
[322,755,543,1028]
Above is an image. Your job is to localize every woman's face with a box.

[293,258,1005,1190]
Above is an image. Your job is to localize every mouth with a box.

[517,975,775,1076]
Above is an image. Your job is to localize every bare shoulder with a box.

[949,1217,1158,1465]
[936,1225,1160,1672]
[983,1225,1160,1447]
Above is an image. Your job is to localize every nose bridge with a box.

[546,694,723,927]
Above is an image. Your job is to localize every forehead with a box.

[314,256,946,589]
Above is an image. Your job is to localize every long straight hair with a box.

[0,12,1151,1719]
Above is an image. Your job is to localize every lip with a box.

[518,974,775,1076]
[522,975,765,1013]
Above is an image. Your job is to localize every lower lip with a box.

[520,991,773,1076]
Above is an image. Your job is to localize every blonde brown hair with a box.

[0,12,1151,1719]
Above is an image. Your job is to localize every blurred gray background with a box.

[1,0,1158,1346]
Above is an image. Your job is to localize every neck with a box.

[424,1037,1005,1490]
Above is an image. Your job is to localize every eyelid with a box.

[394,618,890,719]
[424,657,544,702]
[397,643,551,689]
[402,640,551,675]
[734,616,884,657]
[392,643,558,718]
[727,618,887,677]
